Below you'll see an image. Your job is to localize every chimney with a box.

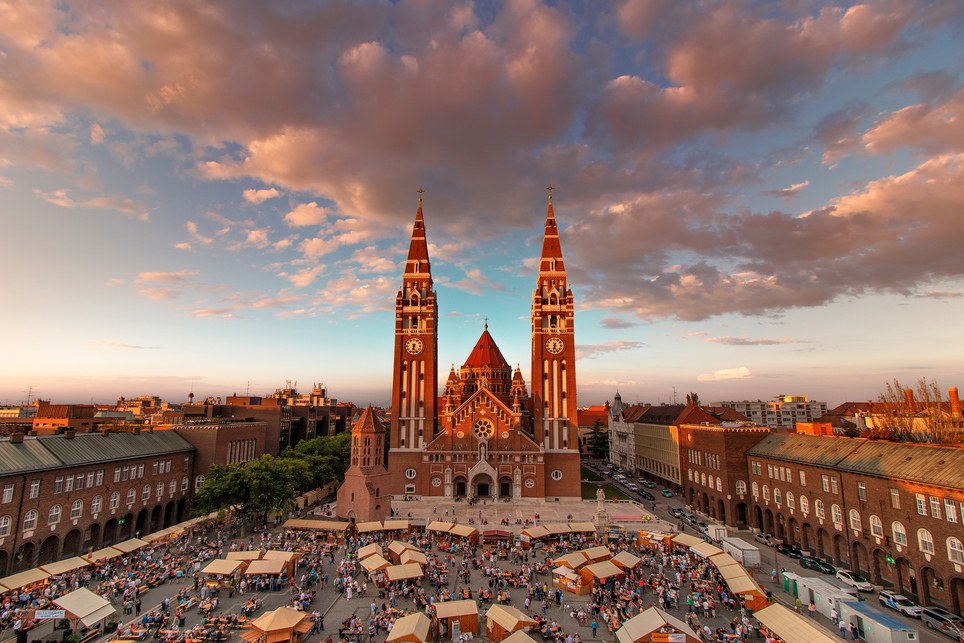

[64,430,76,439]
[950,388,961,418]
[10,434,24,444]
[904,388,915,411]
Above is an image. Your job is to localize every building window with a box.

[822,475,829,492]
[830,477,838,494]
[29,480,40,499]
[890,489,900,509]
[86,472,94,488]
[169,480,176,494]
[23,510,37,531]
[716,478,722,492]
[195,475,205,489]
[929,497,942,520]
[948,537,964,564]
[126,489,136,504]
[763,485,770,501]
[91,496,102,513]
[142,485,150,500]
[551,470,563,481]
[786,492,795,510]
[736,480,747,495]
[918,528,935,555]
[0,516,9,537]
[774,488,782,505]
[122,466,129,481]
[54,476,64,494]
[70,500,83,520]
[946,500,958,523]
[48,505,61,525]
[156,483,164,498]
[137,464,144,478]
[405,469,417,480]
[65,476,74,492]
[849,509,862,531]
[181,477,189,491]
[184,456,190,471]
[767,464,773,478]
[1,484,13,504]
[110,492,120,510]
[870,515,883,538]
[893,522,907,546]
[799,470,806,487]
[814,498,823,519]
[152,462,159,476]
[688,469,693,481]
[114,468,121,483]
[800,495,809,515]
[857,482,866,501]
[916,494,927,515]
[751,482,758,498]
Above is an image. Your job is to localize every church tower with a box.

[336,405,392,522]
[531,190,581,499]
[387,193,439,493]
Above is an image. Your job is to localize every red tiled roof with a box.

[462,329,510,370]
[578,408,608,427]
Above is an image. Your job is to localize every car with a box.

[799,556,836,574]
[661,489,674,498]
[879,590,922,617]
[639,491,655,501]
[836,569,874,592]
[695,521,709,534]
[921,607,964,641]
[627,483,639,491]
[755,533,774,546]
[642,480,656,488]
[668,507,684,518]
[776,543,803,559]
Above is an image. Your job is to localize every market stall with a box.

[567,523,598,537]
[356,521,383,535]
[615,607,700,643]
[361,554,391,585]
[500,630,539,643]
[580,560,624,586]
[385,563,424,583]
[282,519,350,543]
[111,538,149,554]
[227,551,264,562]
[386,612,431,643]
[40,556,90,576]
[433,599,478,639]
[449,525,479,544]
[519,526,549,548]
[262,551,300,578]
[670,533,703,550]
[485,604,537,642]
[358,543,384,560]
[388,541,421,564]
[754,603,837,643]
[201,559,248,587]
[553,553,589,572]
[636,531,673,548]
[240,607,312,643]
[611,551,642,571]
[383,520,410,534]
[689,542,723,558]
[482,530,513,544]
[54,587,117,636]
[0,568,50,593]
[427,522,454,535]
[579,546,612,564]
[245,559,287,578]
[718,566,769,611]
[400,550,428,566]
[552,566,591,595]
[83,547,124,565]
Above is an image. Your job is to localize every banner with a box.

[35,610,66,620]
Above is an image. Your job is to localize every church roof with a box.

[462,329,510,370]
[351,405,383,435]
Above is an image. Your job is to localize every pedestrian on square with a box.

[592,620,597,636]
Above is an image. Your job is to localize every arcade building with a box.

[385,194,582,501]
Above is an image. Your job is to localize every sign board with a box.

[652,633,687,643]
[520,535,530,543]
[35,610,66,620]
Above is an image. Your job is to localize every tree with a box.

[871,378,955,443]
[587,419,609,458]
[686,392,701,407]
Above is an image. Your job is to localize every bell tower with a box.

[531,187,581,499]
[387,191,439,494]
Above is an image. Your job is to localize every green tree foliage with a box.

[686,392,701,406]
[587,419,609,458]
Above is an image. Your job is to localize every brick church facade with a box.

[385,194,582,501]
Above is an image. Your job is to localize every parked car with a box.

[754,533,774,546]
[642,480,656,488]
[661,489,674,498]
[627,483,639,491]
[878,590,922,617]
[836,569,874,592]
[776,543,803,558]
[669,507,684,518]
[921,607,964,641]
[695,521,709,534]
[639,491,655,501]
[799,556,836,574]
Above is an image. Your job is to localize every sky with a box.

[2,0,964,410]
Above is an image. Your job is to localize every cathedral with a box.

[385,193,582,501]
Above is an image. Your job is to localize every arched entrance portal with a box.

[473,474,493,500]
[499,477,512,499]
[454,477,467,498]
[736,503,748,529]
[754,505,764,531]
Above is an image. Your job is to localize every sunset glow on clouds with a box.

[1,0,963,406]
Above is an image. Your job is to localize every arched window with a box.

[751,482,758,497]
[763,485,770,501]
[800,495,809,515]
[195,475,205,489]
[70,500,83,520]
[815,499,825,519]
[181,476,189,491]
[774,488,782,505]
[91,496,102,514]
[849,509,862,531]
[48,504,61,525]
[736,480,747,495]
[0,516,9,537]
[870,515,883,538]
[892,521,907,546]
[918,529,935,555]
[831,504,843,527]
[142,485,150,500]
[786,491,795,510]
[701,473,707,487]
[110,492,120,510]
[716,478,722,492]
[126,488,136,504]
[948,537,964,564]
[23,510,37,531]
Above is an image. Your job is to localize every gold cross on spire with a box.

[484,316,488,330]
[546,184,554,202]
[417,187,424,205]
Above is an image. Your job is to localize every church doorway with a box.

[454,477,467,498]
[499,477,512,499]
[473,474,493,499]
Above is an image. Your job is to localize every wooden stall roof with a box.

[242,607,312,643]
[142,528,177,543]
[356,521,383,533]
[83,547,124,564]
[725,573,764,596]
[383,520,410,531]
[545,523,572,535]
[112,538,149,553]
[449,525,478,538]
[708,552,740,569]
[386,612,431,643]
[245,559,287,576]
[616,608,698,643]
[584,560,624,580]
[521,525,550,539]
[400,550,428,566]
[261,550,299,562]
[54,588,116,627]
[0,568,50,592]
[671,533,703,548]
[754,604,837,643]
[226,551,263,561]
[358,543,383,560]
[486,604,537,631]
[40,556,90,576]
[689,542,723,558]
[580,546,612,561]
[552,566,580,581]
[427,521,454,533]
[360,554,391,572]
[501,631,539,643]
[433,599,478,619]
[611,551,642,570]
[553,553,589,570]
[202,559,246,576]
[568,522,598,533]
[385,563,424,581]
[388,541,419,556]
[283,519,349,532]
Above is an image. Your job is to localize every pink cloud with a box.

[862,87,964,156]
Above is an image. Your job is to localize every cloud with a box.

[917,290,964,300]
[242,188,281,204]
[576,340,644,359]
[186,221,213,245]
[287,265,325,288]
[34,189,150,220]
[599,316,638,329]
[284,202,328,227]
[191,293,303,318]
[175,242,192,251]
[87,340,160,350]
[862,87,964,156]
[698,366,752,382]
[134,269,199,300]
[449,268,508,295]
[704,335,803,346]
[90,122,105,145]
[346,246,399,274]
[762,181,810,201]
[103,278,123,287]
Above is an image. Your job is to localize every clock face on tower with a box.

[545,337,564,354]
[405,337,423,355]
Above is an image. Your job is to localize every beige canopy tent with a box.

[383,520,410,532]
[202,559,247,578]
[616,608,700,643]
[568,522,598,534]
[283,519,350,532]
[521,526,549,539]
[722,572,769,611]
[227,551,264,561]
[433,599,478,638]
[261,550,299,576]
[689,542,723,558]
[400,550,428,566]
[358,543,383,560]
[360,554,391,573]
[386,612,431,643]
[671,533,703,549]
[356,521,383,534]
[0,567,50,592]
[111,538,149,553]
[500,631,540,643]
[83,547,124,564]
[708,552,741,569]
[427,521,454,533]
[385,563,424,582]
[245,559,287,576]
[545,523,572,535]
[54,587,116,632]
[580,560,625,584]
[754,604,837,643]
[449,525,480,543]
[553,553,589,571]
[580,546,612,563]
[611,551,642,570]
[40,556,90,576]
[240,607,312,643]
[388,541,420,563]
[486,603,537,642]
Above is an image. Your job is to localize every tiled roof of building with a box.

[747,433,964,488]
[636,405,721,426]
[578,407,608,428]
[707,407,753,423]
[462,329,510,370]
[351,406,383,435]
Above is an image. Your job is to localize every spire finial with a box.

[417,186,424,205]
[546,184,554,202]
[483,316,488,330]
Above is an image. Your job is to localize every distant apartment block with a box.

[710,396,827,431]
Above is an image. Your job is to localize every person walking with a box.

[592,621,597,637]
